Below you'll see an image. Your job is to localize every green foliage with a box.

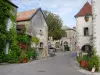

[0,50,20,63]
[31,37,39,45]
[0,52,7,63]
[32,49,38,59]
[17,34,30,44]
[77,47,100,72]
[64,45,70,51]
[87,47,97,57]
[7,50,19,63]
[26,48,34,60]
[77,56,82,63]
[0,0,11,52]
[19,48,38,62]
[87,55,100,72]
[87,47,100,71]
[0,0,21,63]
[82,55,88,61]
[19,51,28,62]
[43,10,66,40]
[26,48,37,60]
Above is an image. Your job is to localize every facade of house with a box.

[61,26,76,51]
[75,2,92,52]
[5,0,18,54]
[92,0,100,55]
[16,8,48,58]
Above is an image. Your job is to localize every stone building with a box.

[5,0,18,54]
[61,26,76,51]
[16,8,48,58]
[75,2,92,52]
[75,1,100,56]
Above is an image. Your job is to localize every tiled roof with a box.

[16,9,38,22]
[75,2,92,17]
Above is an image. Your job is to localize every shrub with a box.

[32,49,38,60]
[82,55,88,61]
[7,50,19,63]
[26,48,33,60]
[87,47,96,57]
[19,51,28,63]
[77,56,82,63]
[31,37,39,45]
[87,55,100,72]
[0,52,7,63]
[17,35,30,44]
[64,45,70,51]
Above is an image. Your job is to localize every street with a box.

[0,52,86,75]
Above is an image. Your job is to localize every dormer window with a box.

[84,27,89,36]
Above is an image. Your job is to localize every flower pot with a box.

[80,60,88,68]
[23,58,27,63]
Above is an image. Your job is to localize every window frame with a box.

[84,27,89,36]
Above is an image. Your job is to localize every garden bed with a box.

[76,50,100,72]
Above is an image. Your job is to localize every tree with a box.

[43,10,66,40]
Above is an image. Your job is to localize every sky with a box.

[12,0,91,28]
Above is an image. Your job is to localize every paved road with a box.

[0,52,86,75]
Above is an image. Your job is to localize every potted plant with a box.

[19,51,28,63]
[23,58,27,63]
[80,55,88,68]
[80,60,88,68]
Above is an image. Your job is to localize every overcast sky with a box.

[12,0,91,28]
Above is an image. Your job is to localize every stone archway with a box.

[81,44,92,52]
[64,41,68,45]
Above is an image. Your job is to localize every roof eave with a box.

[7,0,18,8]
[17,19,30,22]
[75,14,92,18]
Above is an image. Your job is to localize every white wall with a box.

[61,29,76,51]
[76,16,92,50]
[92,0,100,55]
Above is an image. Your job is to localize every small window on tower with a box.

[84,27,89,36]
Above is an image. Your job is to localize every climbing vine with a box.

[0,0,21,63]
[0,0,18,52]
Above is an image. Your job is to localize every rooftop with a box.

[75,2,92,17]
[16,8,38,22]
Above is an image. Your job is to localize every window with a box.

[17,25,24,33]
[84,27,89,36]
[6,18,12,31]
[40,42,43,48]
[39,30,43,35]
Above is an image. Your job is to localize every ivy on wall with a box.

[0,0,19,53]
